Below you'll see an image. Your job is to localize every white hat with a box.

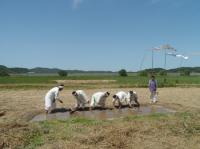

[58,84,64,89]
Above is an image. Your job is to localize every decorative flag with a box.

[160,44,176,51]
[152,47,161,51]
[152,44,176,51]
[166,53,189,60]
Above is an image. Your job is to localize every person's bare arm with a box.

[58,99,63,103]
[134,96,140,107]
[112,99,116,107]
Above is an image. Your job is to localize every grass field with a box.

[0,76,200,149]
[1,75,200,89]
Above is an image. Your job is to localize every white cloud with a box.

[72,0,84,9]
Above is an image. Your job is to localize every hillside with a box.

[0,65,114,74]
[1,65,200,74]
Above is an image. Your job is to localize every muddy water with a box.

[30,105,176,122]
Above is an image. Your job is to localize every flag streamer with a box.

[166,53,189,60]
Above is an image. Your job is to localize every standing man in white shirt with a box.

[90,92,110,110]
[44,84,64,114]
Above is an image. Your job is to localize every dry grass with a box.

[56,80,117,84]
[0,88,200,149]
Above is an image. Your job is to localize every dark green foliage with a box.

[180,70,191,76]
[10,68,29,73]
[159,70,167,76]
[0,69,10,76]
[0,65,28,74]
[138,70,148,77]
[58,71,68,77]
[141,68,165,74]
[30,67,61,73]
[163,78,167,83]
[119,69,128,77]
[168,67,200,73]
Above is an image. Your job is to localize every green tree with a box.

[159,70,167,76]
[58,71,68,77]
[119,69,128,77]
[0,69,10,77]
[180,70,190,76]
[138,70,148,77]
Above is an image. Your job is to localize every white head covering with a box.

[58,84,64,89]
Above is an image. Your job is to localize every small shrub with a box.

[58,71,68,77]
[159,70,167,76]
[175,79,179,84]
[180,70,190,76]
[119,69,128,77]
[0,69,10,77]
[163,78,167,83]
[138,70,148,77]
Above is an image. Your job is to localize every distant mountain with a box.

[1,65,200,74]
[9,68,29,73]
[66,70,114,74]
[138,67,200,73]
[30,67,62,73]
[138,68,165,73]
[0,65,11,76]
[0,65,114,74]
[0,65,30,74]
[168,67,200,73]
[0,65,12,73]
[0,65,10,71]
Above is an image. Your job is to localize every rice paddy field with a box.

[1,75,200,89]
[0,75,200,149]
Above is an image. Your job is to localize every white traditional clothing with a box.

[113,91,128,104]
[73,90,89,108]
[127,91,138,105]
[150,91,157,103]
[90,92,108,108]
[113,91,139,106]
[45,87,60,111]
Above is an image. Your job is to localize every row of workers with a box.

[45,85,140,114]
[44,76,157,114]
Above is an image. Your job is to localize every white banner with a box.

[166,53,189,60]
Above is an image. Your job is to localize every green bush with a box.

[58,71,68,77]
[180,70,190,76]
[159,70,167,76]
[119,69,128,77]
[0,69,10,77]
[138,70,148,77]
[175,79,179,84]
[163,78,167,83]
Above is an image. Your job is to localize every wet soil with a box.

[30,105,176,122]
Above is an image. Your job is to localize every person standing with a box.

[149,75,158,103]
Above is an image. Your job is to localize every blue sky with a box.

[0,0,200,71]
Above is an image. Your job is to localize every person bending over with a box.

[72,90,89,109]
[90,92,110,110]
[44,84,64,114]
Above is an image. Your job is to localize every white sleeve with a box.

[83,93,89,103]
[55,89,60,100]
